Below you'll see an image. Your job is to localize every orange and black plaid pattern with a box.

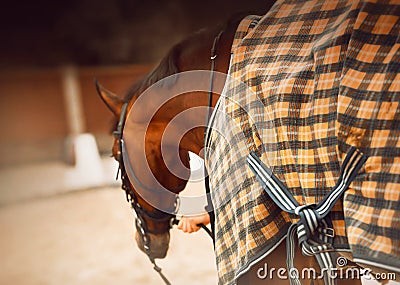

[206,1,400,284]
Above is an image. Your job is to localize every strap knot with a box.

[247,146,367,285]
[294,204,309,215]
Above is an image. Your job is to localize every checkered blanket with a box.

[205,1,400,284]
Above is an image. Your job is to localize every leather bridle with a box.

[113,102,176,284]
[112,30,223,285]
[114,104,177,227]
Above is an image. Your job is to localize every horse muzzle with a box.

[135,231,170,259]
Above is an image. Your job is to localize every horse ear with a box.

[94,78,124,117]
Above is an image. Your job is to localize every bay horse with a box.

[96,14,239,256]
[95,3,399,284]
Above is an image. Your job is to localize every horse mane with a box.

[109,12,253,133]
[122,11,253,104]
[123,44,181,103]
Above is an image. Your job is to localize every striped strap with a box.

[247,146,367,285]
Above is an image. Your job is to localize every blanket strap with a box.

[247,146,367,285]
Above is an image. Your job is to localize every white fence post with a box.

[62,65,105,189]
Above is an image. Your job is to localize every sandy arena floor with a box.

[0,157,396,285]
[0,188,217,285]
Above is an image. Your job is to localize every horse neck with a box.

[174,23,237,157]
[129,16,239,162]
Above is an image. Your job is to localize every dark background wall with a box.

[0,1,275,167]
[0,0,274,67]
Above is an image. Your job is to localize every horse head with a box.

[95,14,241,261]
[96,82,191,259]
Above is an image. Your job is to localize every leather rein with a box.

[113,30,222,285]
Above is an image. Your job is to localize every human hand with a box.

[177,213,210,233]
